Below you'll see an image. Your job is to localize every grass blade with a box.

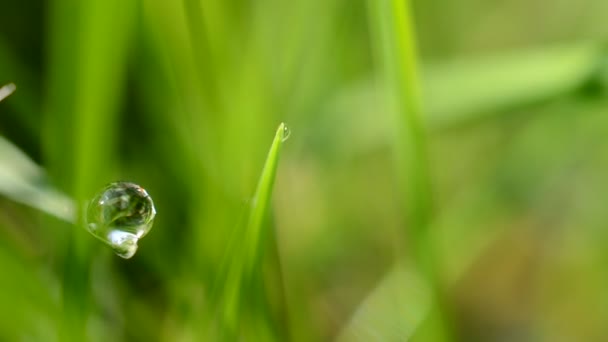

[316,43,604,163]
[243,123,289,271]
[366,0,451,340]
[44,0,136,339]
[214,122,289,339]
[367,0,432,240]
[424,42,603,127]
[0,135,75,222]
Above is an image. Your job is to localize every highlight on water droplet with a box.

[281,123,291,142]
[86,182,156,259]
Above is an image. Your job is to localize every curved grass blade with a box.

[214,122,289,339]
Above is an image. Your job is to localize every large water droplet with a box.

[86,182,156,259]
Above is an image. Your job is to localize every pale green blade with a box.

[317,43,604,160]
[0,83,15,102]
[336,266,431,342]
[0,135,74,222]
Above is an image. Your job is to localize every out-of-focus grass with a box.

[337,265,431,341]
[2,0,608,341]
[366,0,451,340]
[44,0,136,340]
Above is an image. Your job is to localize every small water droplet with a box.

[86,182,156,259]
[281,123,291,142]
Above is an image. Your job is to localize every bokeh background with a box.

[1,0,608,341]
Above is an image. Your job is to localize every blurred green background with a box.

[1,0,608,341]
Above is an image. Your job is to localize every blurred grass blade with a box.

[424,43,604,127]
[318,43,605,161]
[215,122,289,339]
[337,266,431,342]
[0,83,16,102]
[367,0,452,340]
[0,135,75,222]
[44,0,136,339]
[367,0,433,256]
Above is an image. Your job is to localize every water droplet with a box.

[281,123,291,142]
[86,182,156,259]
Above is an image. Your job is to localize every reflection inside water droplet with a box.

[281,124,291,142]
[86,182,156,259]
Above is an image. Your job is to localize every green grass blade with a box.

[0,81,72,221]
[214,122,289,339]
[367,0,451,340]
[367,0,432,258]
[243,123,288,271]
[44,0,136,340]
[316,43,604,162]
[424,42,603,127]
